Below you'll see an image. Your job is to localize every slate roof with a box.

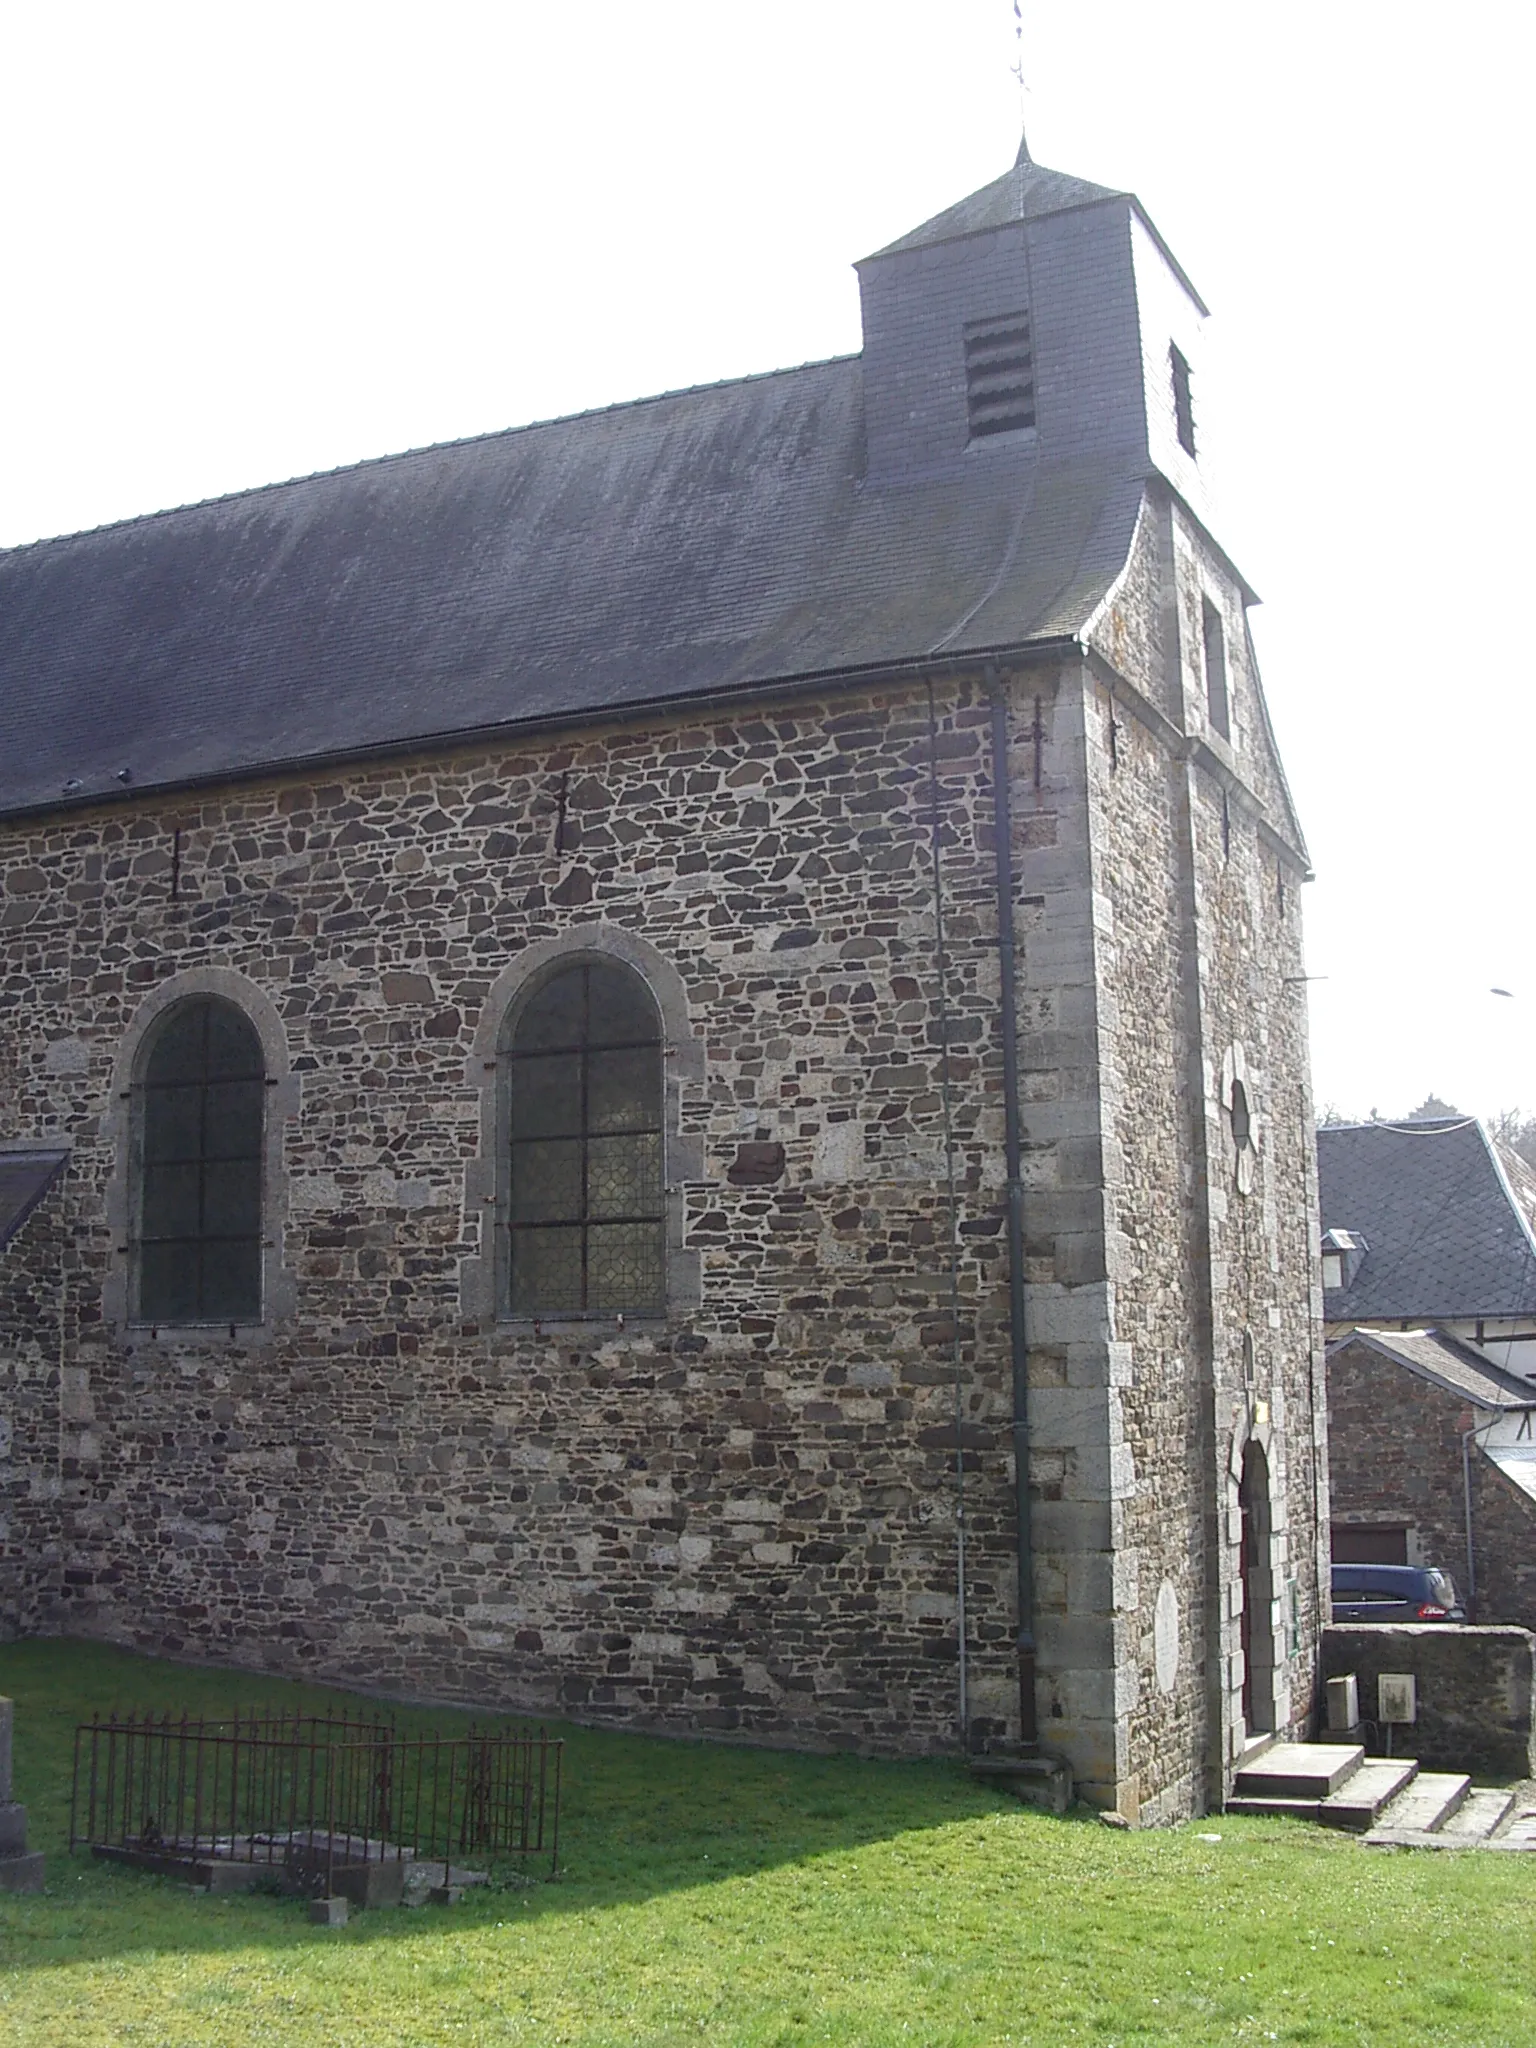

[1326,1325,1536,1409]
[868,139,1124,257]
[1318,1119,1536,1322]
[0,1149,69,1253]
[0,355,1141,819]
[865,138,1209,315]
[1485,1444,1536,1506]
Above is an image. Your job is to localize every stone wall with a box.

[0,1180,69,1633]
[1321,1624,1536,1780]
[0,666,1061,1758]
[1328,1335,1536,1631]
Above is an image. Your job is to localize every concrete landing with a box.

[1231,1742,1364,1801]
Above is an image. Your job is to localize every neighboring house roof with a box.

[1486,1444,1536,1506]
[1318,1118,1536,1322]
[0,352,1143,819]
[1327,1324,1536,1410]
[0,1149,69,1251]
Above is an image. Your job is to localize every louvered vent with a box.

[964,311,1035,439]
[1171,344,1197,456]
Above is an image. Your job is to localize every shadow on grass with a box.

[0,1636,1056,1972]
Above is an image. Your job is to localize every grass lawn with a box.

[1,1640,1533,2046]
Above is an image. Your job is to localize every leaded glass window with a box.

[134,997,265,1322]
[502,961,664,1316]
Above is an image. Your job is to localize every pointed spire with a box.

[1015,128,1032,168]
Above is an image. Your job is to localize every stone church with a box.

[0,137,1326,1822]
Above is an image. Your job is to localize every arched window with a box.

[500,960,664,1316]
[133,997,265,1323]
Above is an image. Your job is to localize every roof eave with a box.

[0,633,1085,826]
[1327,1324,1536,1408]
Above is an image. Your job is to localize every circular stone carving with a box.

[1154,1579,1180,1695]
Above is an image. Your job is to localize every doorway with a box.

[1238,1440,1276,1735]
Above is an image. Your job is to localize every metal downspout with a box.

[990,687,1038,1748]
[1461,1422,1480,1621]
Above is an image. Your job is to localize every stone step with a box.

[968,1754,1073,1817]
[1488,1798,1536,1851]
[1440,1789,1517,1841]
[1231,1741,1364,1801]
[1223,1793,1324,1823]
[1318,1759,1420,1832]
[1363,1772,1471,1845]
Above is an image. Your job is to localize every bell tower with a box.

[855,135,1213,530]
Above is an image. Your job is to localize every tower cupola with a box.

[856,135,1211,523]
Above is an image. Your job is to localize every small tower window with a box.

[1170,344,1196,457]
[1202,597,1230,740]
[964,311,1035,439]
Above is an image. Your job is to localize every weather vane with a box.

[1011,0,1029,157]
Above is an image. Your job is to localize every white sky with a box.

[2,1,1532,1124]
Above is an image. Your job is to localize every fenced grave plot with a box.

[70,1708,562,1905]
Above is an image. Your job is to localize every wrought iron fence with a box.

[70,1708,562,1898]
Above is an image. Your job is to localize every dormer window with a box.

[1321,1228,1368,1292]
[964,312,1035,439]
[1170,344,1196,457]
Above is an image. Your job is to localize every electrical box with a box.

[1326,1673,1360,1732]
[1378,1672,1417,1725]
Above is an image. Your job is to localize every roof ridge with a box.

[0,353,859,558]
[1328,1116,1480,1136]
